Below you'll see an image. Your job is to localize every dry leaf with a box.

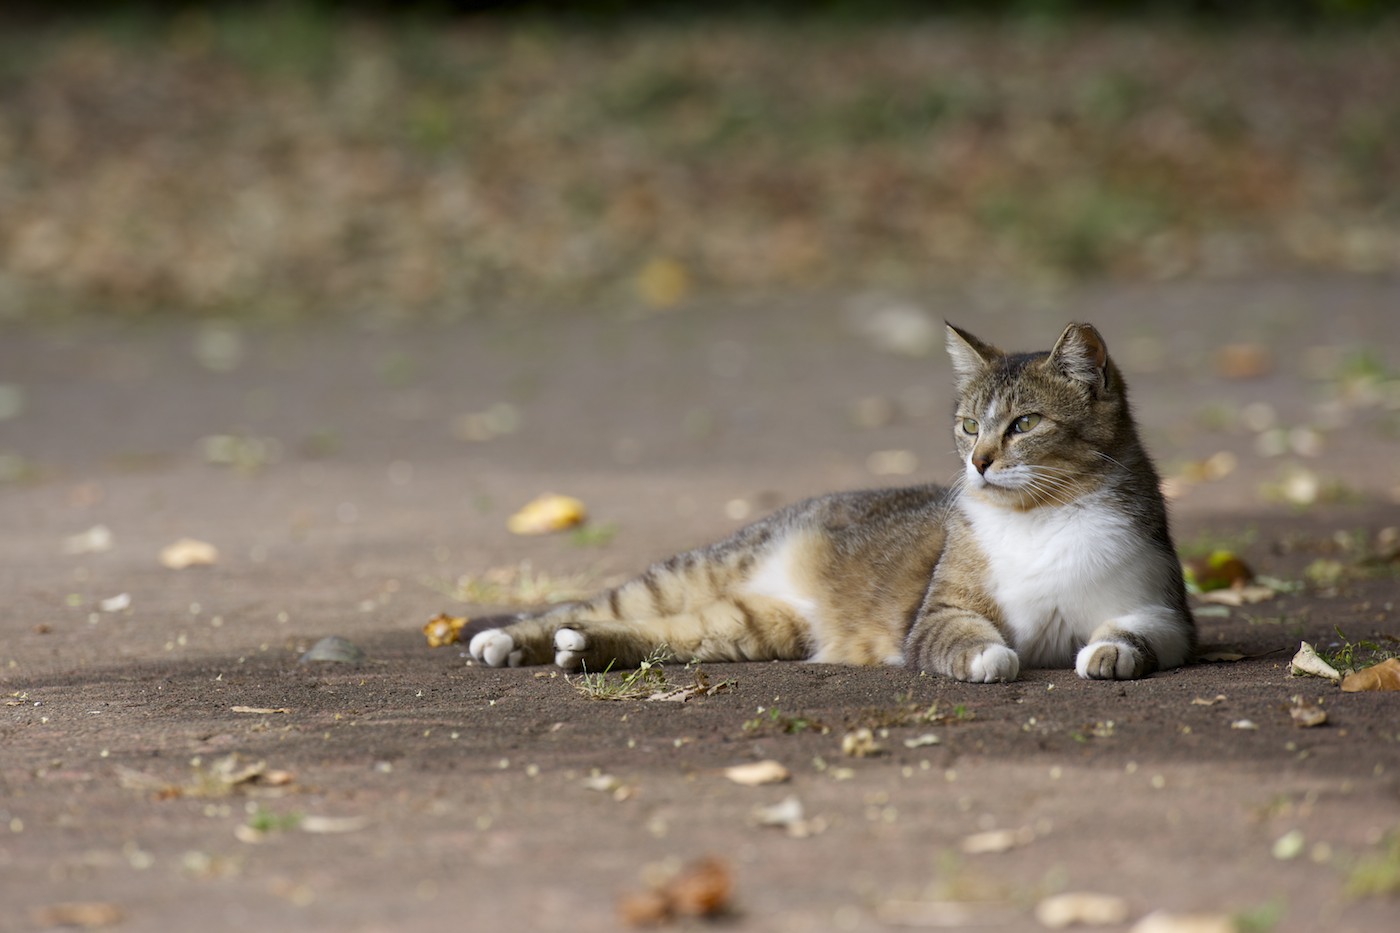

[422,613,468,648]
[665,857,732,917]
[1130,911,1236,933]
[1289,703,1328,728]
[231,706,291,715]
[1191,695,1228,706]
[30,902,125,929]
[645,673,731,702]
[1035,892,1130,928]
[635,257,692,309]
[299,815,369,834]
[1196,584,1275,606]
[618,857,732,926]
[62,525,113,555]
[960,827,1035,855]
[159,538,219,569]
[99,593,131,613]
[841,727,882,758]
[1290,642,1342,683]
[507,493,588,535]
[723,760,790,786]
[751,795,811,835]
[1183,550,1253,592]
[903,733,941,748]
[1341,657,1400,692]
[1215,342,1272,380]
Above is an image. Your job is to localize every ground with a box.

[3,276,1400,932]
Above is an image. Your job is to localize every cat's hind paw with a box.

[966,644,1020,683]
[1076,640,1144,680]
[554,628,587,671]
[469,629,523,668]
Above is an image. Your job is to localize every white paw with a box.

[554,628,587,670]
[968,644,1020,683]
[470,630,522,668]
[1076,640,1141,680]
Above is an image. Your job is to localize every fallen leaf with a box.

[1196,584,1275,606]
[960,827,1035,855]
[1272,828,1306,860]
[422,613,468,648]
[1290,641,1342,683]
[1341,657,1400,692]
[618,889,672,927]
[1289,695,1329,727]
[635,257,692,310]
[62,525,113,555]
[30,902,125,929]
[841,727,882,758]
[231,706,291,715]
[645,673,732,702]
[723,760,790,786]
[299,815,369,834]
[1130,911,1236,933]
[507,493,588,535]
[1215,342,1272,380]
[903,733,941,748]
[752,795,821,837]
[98,593,131,613]
[1035,892,1130,928]
[160,537,219,569]
[1183,550,1253,591]
[1191,695,1228,706]
[1230,719,1259,730]
[618,856,732,926]
[666,857,732,917]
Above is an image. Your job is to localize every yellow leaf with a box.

[507,494,587,535]
[422,613,468,648]
[635,257,691,309]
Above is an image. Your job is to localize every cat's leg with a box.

[905,605,1019,683]
[468,610,573,668]
[553,595,812,671]
[1076,609,1193,680]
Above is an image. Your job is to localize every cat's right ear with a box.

[945,323,999,393]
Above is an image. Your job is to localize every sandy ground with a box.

[3,275,1400,932]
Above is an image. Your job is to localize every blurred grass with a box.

[1,5,1398,321]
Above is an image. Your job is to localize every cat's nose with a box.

[972,454,993,475]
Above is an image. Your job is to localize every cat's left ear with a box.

[1049,322,1112,394]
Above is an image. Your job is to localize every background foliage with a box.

[2,2,1397,320]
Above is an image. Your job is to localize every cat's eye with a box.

[960,418,979,435]
[1011,413,1042,434]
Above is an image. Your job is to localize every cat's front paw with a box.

[963,644,1020,683]
[1076,640,1144,680]
[469,630,524,668]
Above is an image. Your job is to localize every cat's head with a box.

[945,322,1132,509]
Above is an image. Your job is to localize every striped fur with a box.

[470,323,1196,683]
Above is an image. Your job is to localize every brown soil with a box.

[3,276,1400,932]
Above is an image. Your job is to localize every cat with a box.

[468,322,1195,682]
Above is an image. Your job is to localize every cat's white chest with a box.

[960,492,1161,667]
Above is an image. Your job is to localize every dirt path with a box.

[3,276,1399,931]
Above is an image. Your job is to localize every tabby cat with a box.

[469,322,1195,682]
